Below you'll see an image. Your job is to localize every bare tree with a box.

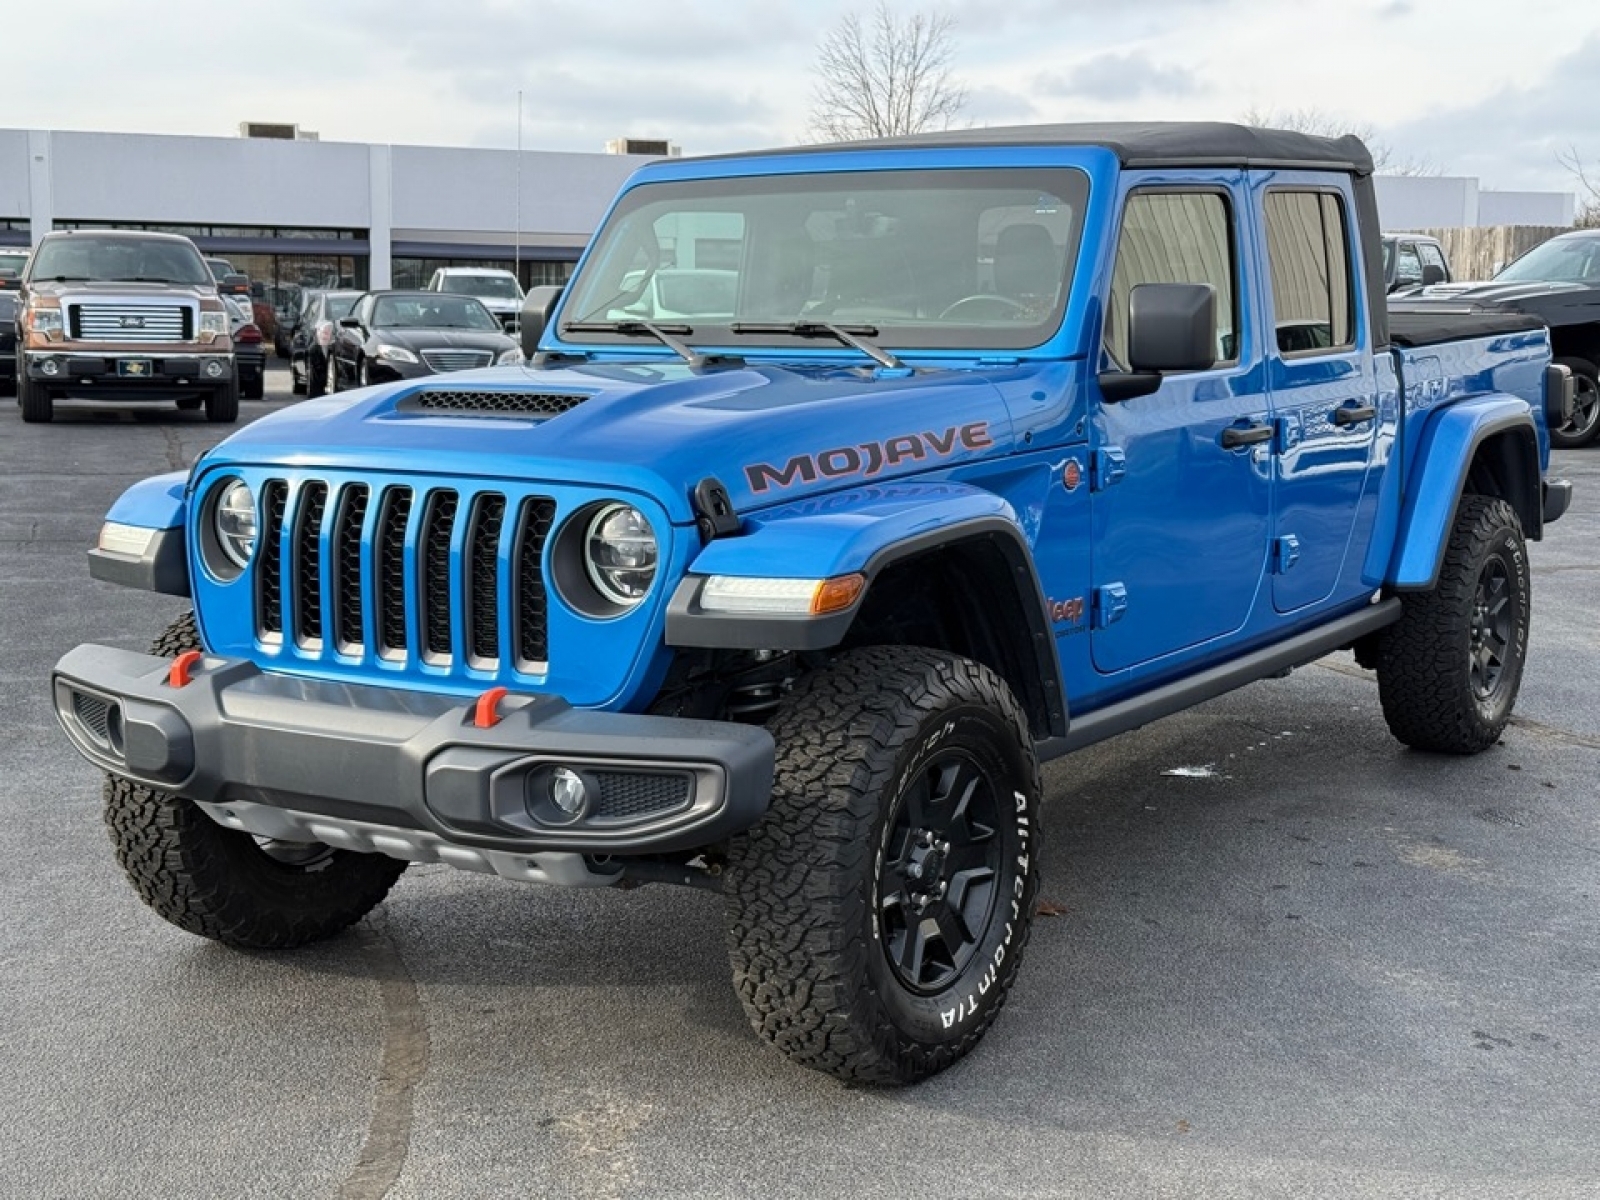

[1556,146,1600,228]
[1240,106,1438,177]
[808,3,968,142]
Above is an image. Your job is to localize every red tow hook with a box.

[473,686,510,729]
[167,650,204,688]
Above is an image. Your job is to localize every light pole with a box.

[514,89,523,288]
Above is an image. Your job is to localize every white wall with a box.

[48,132,372,227]
[390,146,642,238]
[0,130,29,219]
[1375,175,1477,231]
[1479,189,1577,227]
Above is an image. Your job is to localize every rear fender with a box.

[1386,396,1539,590]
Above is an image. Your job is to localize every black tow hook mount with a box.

[692,477,740,543]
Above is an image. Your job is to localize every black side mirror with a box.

[521,284,564,357]
[1098,283,1217,404]
[1421,263,1446,286]
[338,316,361,329]
[1128,283,1215,372]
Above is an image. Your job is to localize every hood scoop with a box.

[397,389,593,419]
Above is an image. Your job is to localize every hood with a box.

[376,327,517,353]
[27,279,218,302]
[202,359,1019,524]
[1392,279,1600,329]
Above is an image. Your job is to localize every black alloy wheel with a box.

[878,752,1003,995]
[1468,552,1515,703]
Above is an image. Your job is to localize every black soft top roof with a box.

[700,122,1374,176]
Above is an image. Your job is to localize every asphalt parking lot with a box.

[3,366,1597,1200]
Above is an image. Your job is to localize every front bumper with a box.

[26,349,234,398]
[54,644,774,865]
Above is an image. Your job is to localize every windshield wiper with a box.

[729,321,903,370]
[46,275,94,282]
[563,319,735,369]
[115,276,185,284]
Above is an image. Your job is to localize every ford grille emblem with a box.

[120,315,146,329]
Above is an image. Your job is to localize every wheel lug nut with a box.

[906,862,922,879]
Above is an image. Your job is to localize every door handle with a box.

[1220,422,1273,448]
[1332,403,1377,426]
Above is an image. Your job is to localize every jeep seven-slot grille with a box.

[255,480,554,671]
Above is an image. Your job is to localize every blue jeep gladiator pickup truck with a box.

[54,123,1574,1084]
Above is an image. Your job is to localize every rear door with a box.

[1090,177,1273,675]
[1257,180,1381,613]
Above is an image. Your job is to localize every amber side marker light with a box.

[699,573,867,616]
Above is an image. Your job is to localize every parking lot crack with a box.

[160,426,187,472]
[338,909,430,1200]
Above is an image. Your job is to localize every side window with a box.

[1418,242,1448,278]
[1264,191,1354,354]
[1104,190,1237,369]
[1395,243,1422,288]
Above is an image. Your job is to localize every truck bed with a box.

[1387,307,1546,349]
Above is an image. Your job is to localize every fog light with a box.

[204,359,226,379]
[41,359,60,376]
[550,768,589,817]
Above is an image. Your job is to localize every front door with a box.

[1090,180,1273,676]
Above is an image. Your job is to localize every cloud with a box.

[1036,51,1201,101]
[1384,30,1600,190]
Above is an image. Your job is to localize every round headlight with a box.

[214,480,258,568]
[584,503,657,606]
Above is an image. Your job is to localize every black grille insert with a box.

[376,487,413,657]
[467,494,506,663]
[515,497,557,666]
[403,390,591,418]
[71,690,114,749]
[421,491,459,660]
[294,483,329,646]
[258,481,288,638]
[333,485,369,652]
[591,772,691,821]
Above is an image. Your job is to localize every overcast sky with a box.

[4,0,1596,194]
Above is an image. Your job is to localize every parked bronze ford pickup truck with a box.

[16,230,237,424]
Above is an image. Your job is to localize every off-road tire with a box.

[18,371,53,423]
[724,646,1041,1084]
[103,612,408,949]
[1376,495,1530,753]
[1549,357,1600,449]
[205,377,239,423]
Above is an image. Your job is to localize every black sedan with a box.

[289,289,363,397]
[327,291,523,392]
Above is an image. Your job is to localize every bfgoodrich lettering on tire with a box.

[103,612,408,949]
[1376,495,1530,754]
[723,646,1041,1084]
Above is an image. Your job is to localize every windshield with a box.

[372,294,502,330]
[207,259,236,280]
[559,167,1089,351]
[444,274,522,300]
[1494,235,1600,284]
[30,236,212,285]
[322,293,360,321]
